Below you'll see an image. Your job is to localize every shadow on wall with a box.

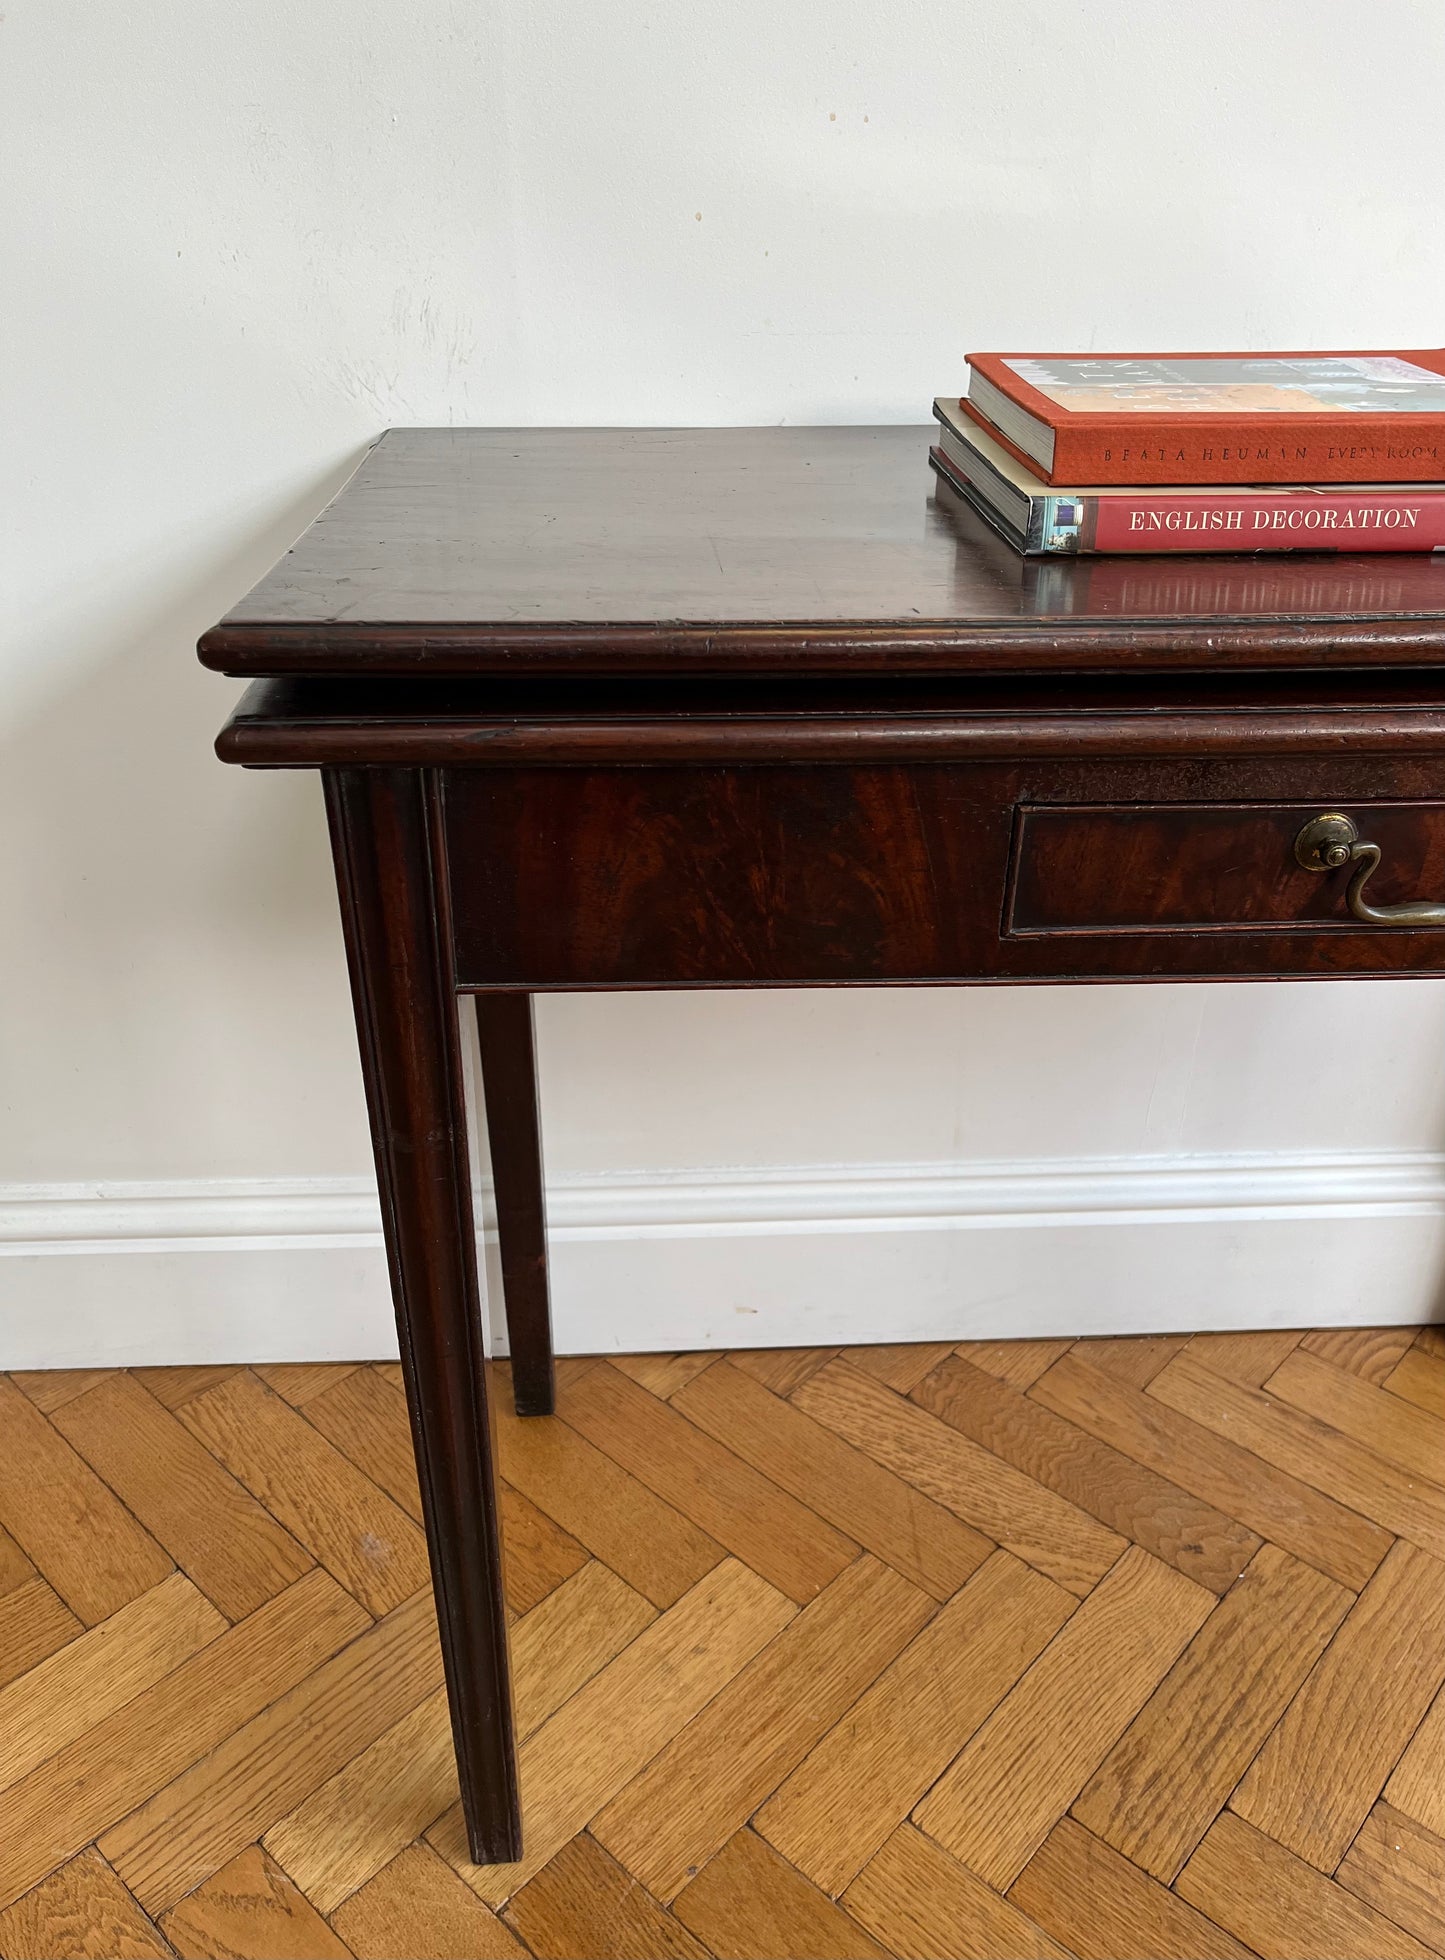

[0,457,378,1183]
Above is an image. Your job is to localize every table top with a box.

[199,425,1445,681]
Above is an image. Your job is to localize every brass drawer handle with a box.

[1294,812,1445,926]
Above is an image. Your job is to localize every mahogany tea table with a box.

[200,424,1445,1863]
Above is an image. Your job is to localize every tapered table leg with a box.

[474,992,556,1417]
[325,766,521,1865]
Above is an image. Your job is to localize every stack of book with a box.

[931,351,1445,556]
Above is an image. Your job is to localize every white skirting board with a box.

[2,1151,1444,1370]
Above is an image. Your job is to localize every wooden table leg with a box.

[325,766,522,1865]
[474,992,556,1417]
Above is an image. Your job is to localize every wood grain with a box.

[1231,1539,1445,1870]
[841,1342,957,1393]
[1007,1817,1256,1960]
[266,1561,653,1911]
[727,1347,838,1397]
[795,1358,1124,1594]
[253,1363,363,1407]
[914,1546,1213,1887]
[0,1572,224,1791]
[672,1829,887,1960]
[1183,1326,1304,1386]
[102,1588,444,1915]
[0,1577,83,1689]
[331,1844,523,1959]
[1337,1801,1445,1954]
[612,1352,720,1399]
[11,1368,115,1413]
[1150,1351,1445,1561]
[0,1375,172,1625]
[844,1823,1071,1960]
[160,1844,350,1959]
[491,1386,723,1608]
[915,1353,1258,1592]
[435,1559,796,1904]
[1034,1350,1391,1589]
[1176,1811,1437,1960]
[0,1850,171,1960]
[507,1835,708,1960]
[1386,1347,1445,1420]
[559,1363,857,1604]
[1299,1325,1417,1383]
[1385,1678,1445,1837]
[54,1373,312,1620]
[178,1370,430,1617]
[1070,1334,1190,1388]
[0,1569,367,1909]
[1072,1543,1351,1879]
[592,1556,933,1901]
[1267,1345,1445,1488]
[755,1551,1072,1894]
[951,1338,1073,1390]
[674,1358,990,1600]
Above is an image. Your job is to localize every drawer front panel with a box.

[442,764,1445,987]
[1009,800,1445,937]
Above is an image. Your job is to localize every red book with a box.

[931,400,1445,555]
[964,350,1445,486]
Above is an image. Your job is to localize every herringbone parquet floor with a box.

[2,1330,1445,1958]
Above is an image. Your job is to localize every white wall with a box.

[6,0,1445,1362]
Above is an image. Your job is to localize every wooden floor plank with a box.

[1033,1351,1390,1590]
[0,1571,224,1791]
[1007,1817,1257,1960]
[1337,1801,1445,1955]
[331,1843,524,1959]
[1176,1810,1437,1960]
[130,1364,240,1408]
[300,1366,587,1614]
[727,1346,838,1397]
[673,1358,991,1600]
[914,1353,1259,1593]
[10,1367,114,1413]
[610,1351,719,1399]
[0,1375,172,1625]
[0,1848,170,1960]
[755,1550,1072,1895]
[672,1829,888,1960]
[53,1374,313,1621]
[491,1386,723,1609]
[794,1358,1124,1595]
[592,1555,933,1902]
[101,1588,444,1917]
[559,1362,858,1604]
[253,1362,363,1406]
[160,1844,350,1959]
[1232,1539,1445,1871]
[843,1822,1072,1960]
[914,1545,1213,1888]
[0,1577,83,1690]
[267,1561,653,1913]
[1386,1346,1445,1420]
[0,1517,36,1599]
[507,1835,708,1960]
[951,1337,1073,1390]
[1385,1680,1445,1837]
[433,1558,796,1904]
[1150,1351,1445,1561]
[1299,1324,1417,1384]
[1182,1326,1304,1386]
[1072,1543,1351,1880]
[1267,1346,1445,1491]
[0,1569,367,1910]
[1070,1333,1190,1388]
[177,1371,430,1619]
[839,1341,956,1393]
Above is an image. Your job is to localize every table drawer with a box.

[1008,800,1445,937]
[442,766,1445,987]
